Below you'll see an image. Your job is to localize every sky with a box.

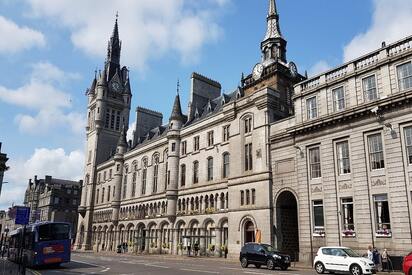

[0,0,411,210]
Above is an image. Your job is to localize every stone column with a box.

[144,229,150,253]
[172,229,178,255]
[156,229,161,253]
[216,228,222,257]
[200,228,206,255]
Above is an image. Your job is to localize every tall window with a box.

[313,200,325,232]
[96,189,99,204]
[307,96,318,119]
[309,147,321,179]
[222,152,230,178]
[153,156,159,193]
[180,164,186,186]
[223,125,230,142]
[131,172,137,197]
[171,143,176,152]
[104,109,110,128]
[397,62,412,91]
[404,127,412,164]
[110,109,115,129]
[336,141,351,175]
[332,87,345,111]
[245,143,253,171]
[246,190,250,205]
[363,75,378,101]
[207,131,214,147]
[107,186,111,202]
[240,191,244,206]
[244,117,252,133]
[122,168,128,199]
[368,133,385,170]
[181,141,187,155]
[251,189,256,205]
[193,161,199,184]
[194,136,200,151]
[141,159,147,195]
[98,173,101,184]
[207,157,214,181]
[103,171,107,181]
[109,169,112,179]
[374,194,391,235]
[101,188,105,203]
[341,198,354,232]
[115,111,121,131]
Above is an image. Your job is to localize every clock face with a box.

[111,81,121,92]
[252,63,264,80]
[289,62,298,77]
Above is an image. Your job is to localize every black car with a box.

[239,243,291,270]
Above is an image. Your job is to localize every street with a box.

[26,252,317,275]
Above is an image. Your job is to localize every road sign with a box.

[15,206,30,225]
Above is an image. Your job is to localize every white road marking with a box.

[72,259,101,267]
[180,268,220,274]
[144,264,170,269]
[222,267,244,271]
[101,267,111,273]
[243,271,271,275]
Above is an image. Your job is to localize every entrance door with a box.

[276,191,299,261]
[244,221,255,244]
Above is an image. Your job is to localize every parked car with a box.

[403,252,412,275]
[239,243,291,270]
[314,247,376,275]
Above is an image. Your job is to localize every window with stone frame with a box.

[313,200,325,234]
[153,155,159,193]
[113,186,115,198]
[105,109,110,128]
[306,96,318,119]
[223,125,230,142]
[246,190,250,205]
[98,173,101,184]
[131,171,137,197]
[207,157,213,181]
[181,141,187,155]
[309,147,322,179]
[110,109,115,129]
[141,159,147,195]
[107,186,111,202]
[240,191,244,206]
[193,161,199,184]
[368,133,385,170]
[336,141,351,175]
[373,194,391,236]
[251,189,256,205]
[109,169,112,179]
[103,171,107,181]
[245,143,253,171]
[397,61,412,91]
[341,198,355,235]
[332,87,345,112]
[115,111,121,131]
[171,142,176,152]
[363,75,378,102]
[180,164,186,186]
[95,190,99,204]
[122,168,128,199]
[222,152,230,178]
[101,188,105,203]
[207,131,214,147]
[194,136,200,151]
[404,127,412,164]
[244,116,252,134]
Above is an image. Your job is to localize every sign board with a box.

[15,206,30,225]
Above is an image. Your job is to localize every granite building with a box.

[24,175,82,237]
[75,0,412,264]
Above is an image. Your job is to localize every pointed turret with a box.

[97,68,107,87]
[169,93,184,122]
[261,0,287,63]
[106,14,122,81]
[117,124,128,148]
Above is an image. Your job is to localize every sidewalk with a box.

[0,258,30,275]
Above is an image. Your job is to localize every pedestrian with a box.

[373,247,381,270]
[367,245,373,262]
[381,249,389,271]
[224,245,228,259]
[194,242,199,257]
[187,242,191,256]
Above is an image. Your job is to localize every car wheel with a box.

[240,257,249,268]
[281,265,288,271]
[350,264,362,275]
[267,259,275,270]
[315,262,325,274]
[255,264,261,269]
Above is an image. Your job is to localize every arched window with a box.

[252,189,256,205]
[181,164,186,186]
[246,190,250,205]
[122,167,128,199]
[102,188,105,203]
[243,116,252,134]
[153,155,159,193]
[131,171,137,197]
[222,152,230,178]
[240,191,244,206]
[207,157,213,181]
[96,189,100,204]
[193,161,199,184]
[107,186,111,202]
[141,158,147,195]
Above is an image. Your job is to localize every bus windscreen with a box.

[38,224,70,241]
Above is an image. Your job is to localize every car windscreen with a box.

[343,248,360,257]
[261,244,279,253]
[38,224,70,241]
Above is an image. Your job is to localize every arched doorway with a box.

[276,191,299,261]
[244,221,255,244]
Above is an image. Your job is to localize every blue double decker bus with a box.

[8,221,71,267]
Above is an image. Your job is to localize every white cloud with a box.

[343,0,412,62]
[308,60,332,77]
[0,15,45,54]
[0,148,84,209]
[127,121,136,143]
[25,0,228,70]
[0,62,85,135]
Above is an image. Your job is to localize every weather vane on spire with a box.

[177,79,180,95]
[116,11,119,20]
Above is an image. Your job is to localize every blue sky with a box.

[0,0,411,210]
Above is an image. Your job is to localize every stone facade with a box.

[270,36,412,265]
[24,175,82,237]
[0,142,9,198]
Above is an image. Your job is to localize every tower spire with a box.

[106,13,122,81]
[264,0,282,40]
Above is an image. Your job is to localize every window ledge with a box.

[192,151,200,155]
[337,174,351,182]
[370,169,386,177]
[206,146,215,151]
[221,141,229,146]
[310,178,322,185]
